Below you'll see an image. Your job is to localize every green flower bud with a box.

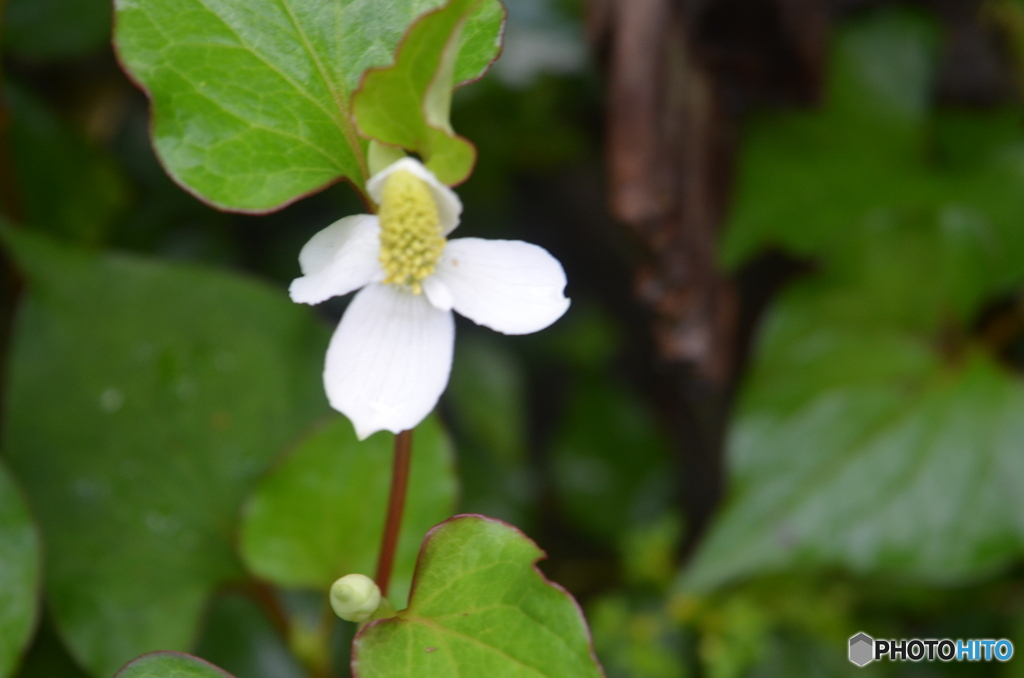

[330,574,381,622]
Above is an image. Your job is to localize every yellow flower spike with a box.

[377,170,446,293]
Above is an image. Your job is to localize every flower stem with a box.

[375,429,413,598]
[248,579,291,638]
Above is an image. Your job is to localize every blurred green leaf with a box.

[695,597,770,678]
[701,6,1024,591]
[0,460,40,678]
[193,594,303,678]
[447,336,533,525]
[450,74,595,209]
[930,109,1024,286]
[722,7,1024,282]
[675,577,860,678]
[804,207,1009,334]
[682,278,1024,589]
[6,84,127,245]
[588,595,687,678]
[2,0,110,60]
[720,9,943,267]
[353,515,604,677]
[114,653,234,678]
[113,0,501,211]
[744,631,869,678]
[240,415,457,608]
[828,8,937,123]
[353,0,504,185]
[621,513,683,589]
[552,375,672,545]
[542,303,620,371]
[593,577,866,678]
[1,227,329,676]
[12,615,90,678]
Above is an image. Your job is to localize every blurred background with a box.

[3,0,1024,676]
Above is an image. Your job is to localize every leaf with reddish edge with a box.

[114,652,236,678]
[352,515,605,678]
[353,0,506,186]
[112,0,504,213]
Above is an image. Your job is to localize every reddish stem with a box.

[247,579,291,639]
[375,429,413,597]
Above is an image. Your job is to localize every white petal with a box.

[433,238,571,335]
[289,215,381,305]
[366,157,462,235]
[324,283,454,439]
[422,276,454,312]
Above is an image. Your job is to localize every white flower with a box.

[290,158,570,439]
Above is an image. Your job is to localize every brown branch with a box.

[590,0,829,554]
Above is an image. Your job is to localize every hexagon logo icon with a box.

[849,632,874,667]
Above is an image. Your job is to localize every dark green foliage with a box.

[2,1,1024,676]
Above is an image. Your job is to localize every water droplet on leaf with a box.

[100,388,124,413]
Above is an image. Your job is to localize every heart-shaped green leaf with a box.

[113,0,503,212]
[114,652,235,678]
[353,0,505,185]
[240,415,457,608]
[1,226,329,676]
[681,278,1024,590]
[353,515,605,677]
[0,460,41,678]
